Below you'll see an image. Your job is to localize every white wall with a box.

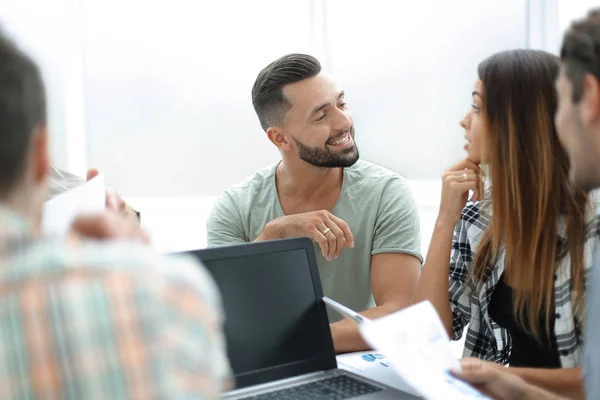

[82,0,527,196]
[80,0,315,197]
[0,0,83,174]
[325,0,526,179]
[0,0,533,197]
[4,1,596,197]
[558,0,599,37]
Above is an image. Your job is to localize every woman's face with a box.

[460,80,489,164]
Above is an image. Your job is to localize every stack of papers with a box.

[358,301,489,400]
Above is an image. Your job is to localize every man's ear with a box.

[267,126,293,151]
[31,124,49,183]
[581,73,600,127]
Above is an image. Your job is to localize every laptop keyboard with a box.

[241,375,383,399]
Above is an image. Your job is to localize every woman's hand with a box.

[438,159,481,226]
[451,359,565,400]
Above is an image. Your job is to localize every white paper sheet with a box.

[42,174,105,236]
[359,301,489,400]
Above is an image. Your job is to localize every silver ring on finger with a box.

[322,227,331,235]
[463,173,468,181]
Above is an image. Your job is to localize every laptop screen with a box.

[185,238,336,389]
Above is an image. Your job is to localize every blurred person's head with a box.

[251,54,359,169]
[469,49,588,341]
[556,8,600,191]
[0,30,49,232]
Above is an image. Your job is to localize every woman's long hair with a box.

[471,49,588,341]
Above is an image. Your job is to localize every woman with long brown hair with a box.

[414,49,600,397]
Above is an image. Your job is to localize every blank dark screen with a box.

[201,249,333,387]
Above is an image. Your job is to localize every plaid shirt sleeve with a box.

[448,202,481,341]
[150,255,232,397]
[0,242,230,400]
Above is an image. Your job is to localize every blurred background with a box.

[0,0,597,254]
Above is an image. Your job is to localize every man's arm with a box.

[330,252,421,353]
[255,211,355,260]
[331,176,422,353]
[207,190,356,260]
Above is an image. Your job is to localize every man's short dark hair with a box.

[251,54,321,132]
[0,30,46,194]
[560,8,600,102]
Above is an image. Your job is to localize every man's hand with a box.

[259,210,354,261]
[451,359,565,400]
[70,211,150,245]
[87,169,139,221]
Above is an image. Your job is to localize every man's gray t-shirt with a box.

[207,160,422,322]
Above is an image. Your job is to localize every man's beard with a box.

[293,127,360,168]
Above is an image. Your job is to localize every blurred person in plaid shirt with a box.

[0,29,230,399]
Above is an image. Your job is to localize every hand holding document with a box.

[324,297,488,400]
[359,301,488,400]
[42,173,106,236]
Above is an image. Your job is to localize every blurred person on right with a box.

[414,47,600,398]
[0,29,229,399]
[452,8,600,400]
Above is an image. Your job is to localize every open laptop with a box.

[180,238,420,399]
